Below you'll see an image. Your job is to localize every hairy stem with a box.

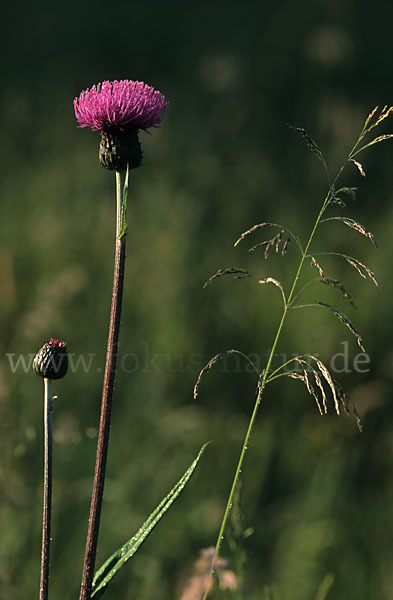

[79,170,127,600]
[40,378,52,600]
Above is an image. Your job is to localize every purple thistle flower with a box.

[74,79,168,171]
[74,80,167,133]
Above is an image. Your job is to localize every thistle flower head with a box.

[33,338,68,380]
[74,80,167,133]
[74,80,167,171]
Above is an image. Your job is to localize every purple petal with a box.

[74,79,168,132]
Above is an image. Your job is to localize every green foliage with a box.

[92,444,208,597]
[199,106,392,599]
[2,1,393,599]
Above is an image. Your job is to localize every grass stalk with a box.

[202,131,368,598]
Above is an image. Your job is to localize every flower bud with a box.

[33,339,68,380]
[99,128,142,171]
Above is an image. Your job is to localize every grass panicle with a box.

[194,350,259,400]
[203,267,252,289]
[199,106,392,599]
[319,277,356,307]
[310,256,325,278]
[321,216,378,247]
[234,222,271,246]
[336,186,358,202]
[312,253,379,287]
[258,277,286,308]
[266,354,352,417]
[249,230,285,257]
[351,158,366,177]
[315,302,365,352]
[344,256,379,286]
[235,222,301,254]
[286,124,324,162]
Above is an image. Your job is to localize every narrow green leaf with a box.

[118,164,129,240]
[91,443,209,598]
[315,573,335,600]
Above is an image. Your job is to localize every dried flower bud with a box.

[33,339,68,380]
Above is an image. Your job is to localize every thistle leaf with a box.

[91,444,209,598]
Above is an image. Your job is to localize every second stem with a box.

[40,378,52,600]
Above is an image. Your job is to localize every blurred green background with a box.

[1,1,393,598]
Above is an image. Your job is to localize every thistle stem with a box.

[79,170,127,600]
[40,378,52,600]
